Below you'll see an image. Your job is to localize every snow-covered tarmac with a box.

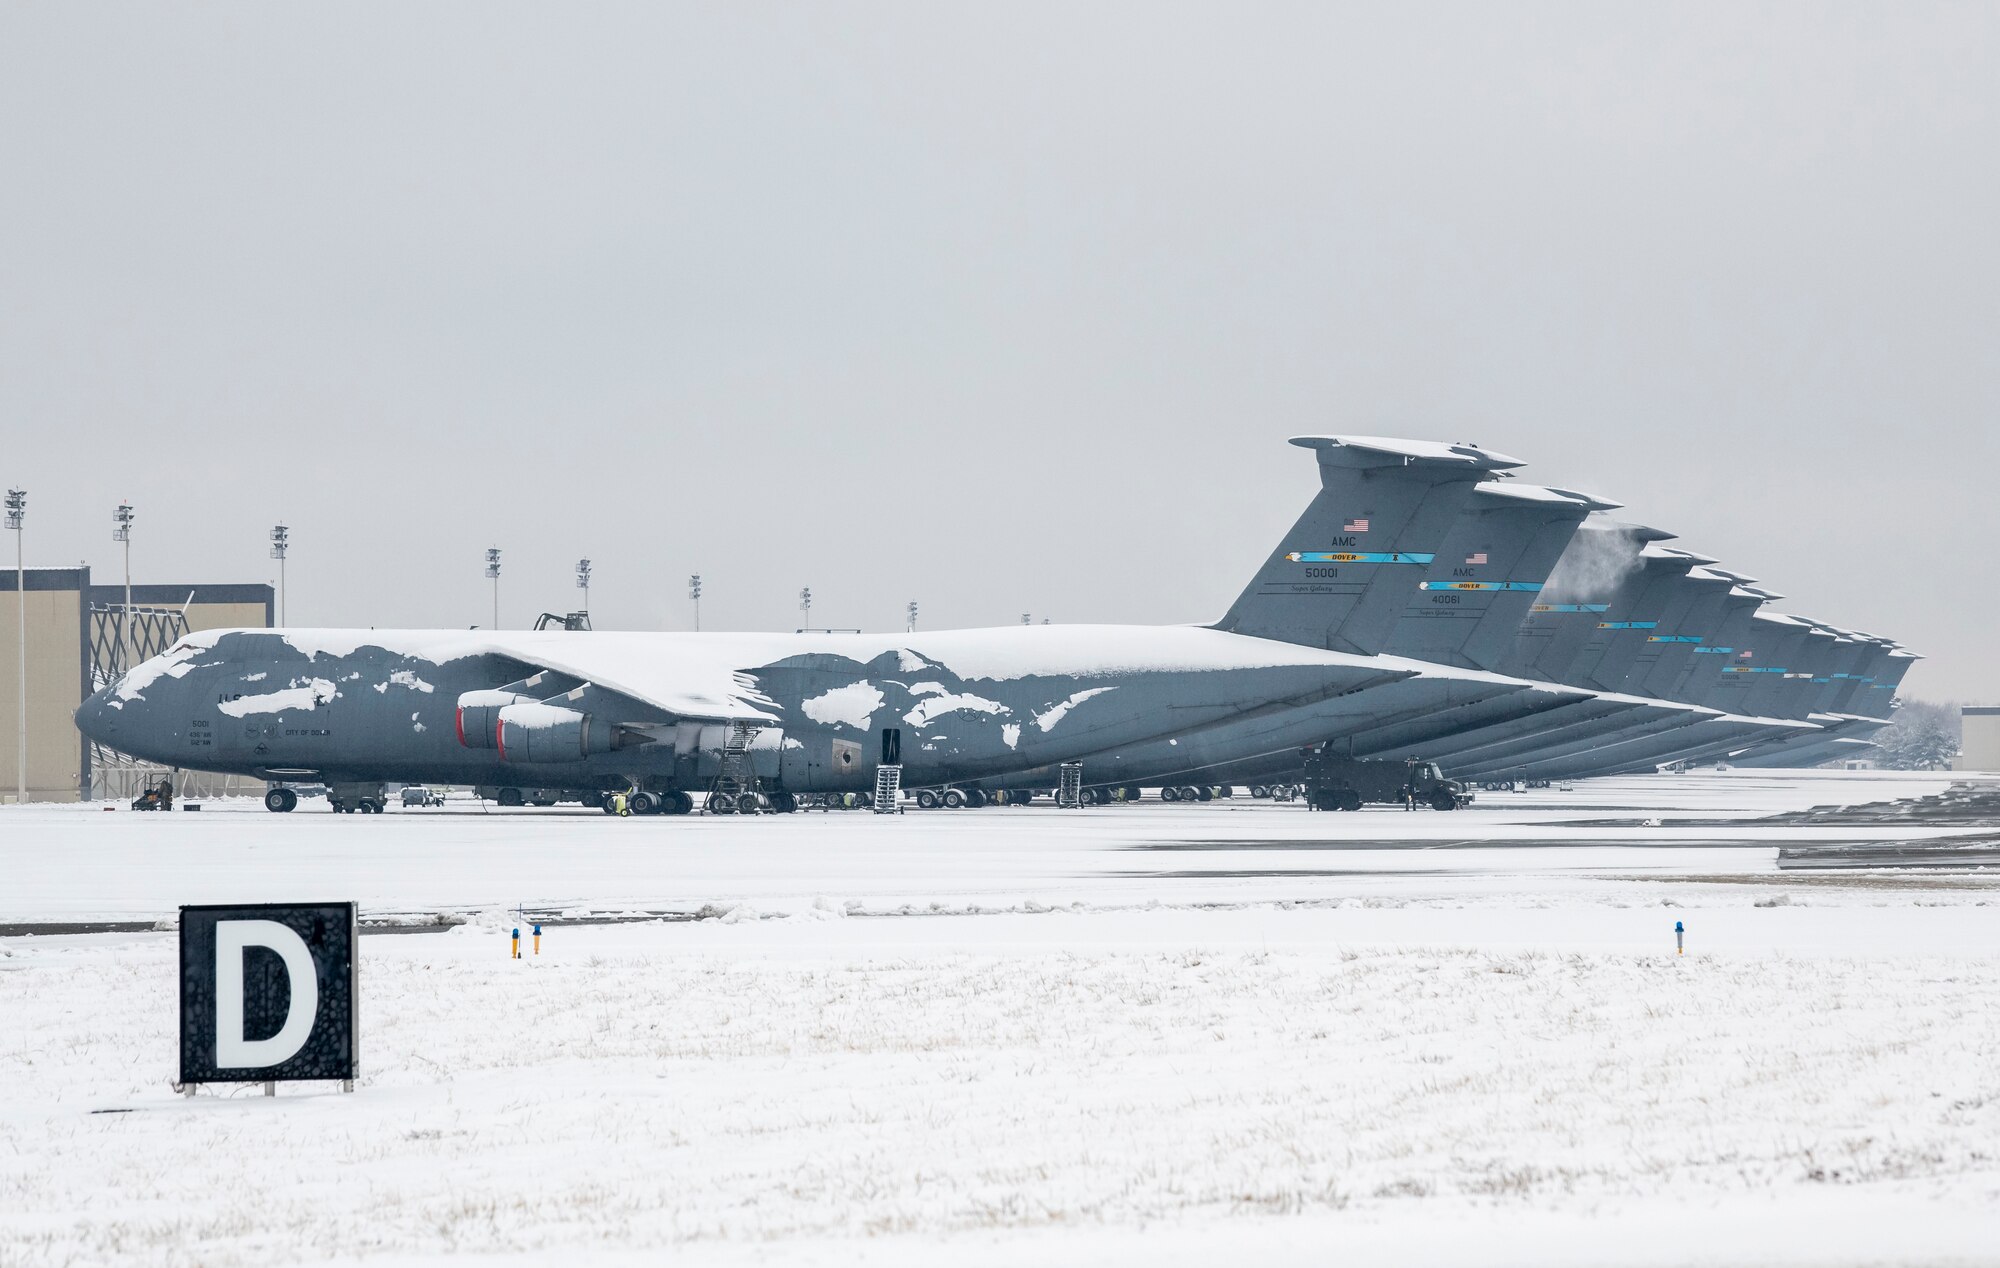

[4,770,1998,1265]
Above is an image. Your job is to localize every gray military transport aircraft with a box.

[78,435,1544,813]
[74,433,1908,812]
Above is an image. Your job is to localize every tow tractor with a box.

[130,778,174,811]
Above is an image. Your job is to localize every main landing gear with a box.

[608,790,695,816]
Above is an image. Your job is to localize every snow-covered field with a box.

[4,770,1998,1265]
[2,769,1991,925]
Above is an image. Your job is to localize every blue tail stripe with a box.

[1418,580,1545,592]
[1289,551,1436,565]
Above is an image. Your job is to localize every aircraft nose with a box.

[75,686,121,745]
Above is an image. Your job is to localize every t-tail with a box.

[1387,481,1618,672]
[1212,436,1522,654]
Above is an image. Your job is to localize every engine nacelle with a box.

[455,690,529,750]
[495,701,619,763]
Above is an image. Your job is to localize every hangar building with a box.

[0,568,272,802]
[1956,706,2000,774]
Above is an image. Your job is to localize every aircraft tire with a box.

[671,791,694,814]
[264,787,297,814]
[497,787,524,808]
[1195,787,1214,802]
[629,790,659,816]
[941,788,966,809]
[1160,786,1179,803]
[736,792,763,814]
[915,789,939,809]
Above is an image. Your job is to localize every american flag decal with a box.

[1343,518,1369,533]
[1466,552,1488,565]
[1738,649,1753,658]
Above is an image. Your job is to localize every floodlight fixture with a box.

[485,548,502,629]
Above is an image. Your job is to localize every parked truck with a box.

[1301,751,1471,812]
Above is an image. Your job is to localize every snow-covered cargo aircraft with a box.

[76,435,1534,813]
[959,474,1614,798]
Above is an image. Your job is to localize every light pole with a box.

[798,586,812,629]
[688,573,701,631]
[576,558,592,616]
[269,525,289,625]
[485,548,502,629]
[112,503,134,672]
[7,488,25,804]
[906,600,918,633]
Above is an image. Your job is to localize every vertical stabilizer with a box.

[1504,518,1672,682]
[1387,482,1612,671]
[1213,436,1522,654]
[1635,570,1741,700]
[1734,615,1814,716]
[1579,546,1705,692]
[1863,650,1920,719]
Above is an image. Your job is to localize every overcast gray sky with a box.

[3,2,1993,700]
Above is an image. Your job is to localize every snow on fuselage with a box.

[77,623,1460,794]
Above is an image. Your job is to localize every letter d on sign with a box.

[216,921,318,1068]
[180,902,358,1087]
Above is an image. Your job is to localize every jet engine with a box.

[494,701,623,763]
[457,681,652,762]
[455,689,528,750]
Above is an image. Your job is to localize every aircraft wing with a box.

[468,634,784,728]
